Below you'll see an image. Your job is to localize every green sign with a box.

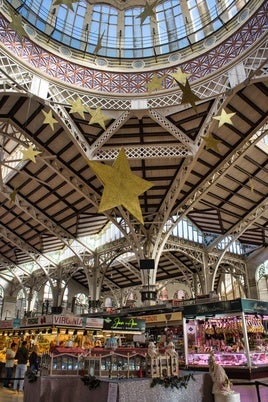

[183,298,268,318]
[103,317,145,332]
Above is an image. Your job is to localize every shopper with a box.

[3,342,17,388]
[29,345,40,372]
[13,340,29,393]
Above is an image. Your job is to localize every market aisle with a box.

[0,386,23,401]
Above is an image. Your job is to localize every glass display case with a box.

[84,351,146,378]
[183,298,268,379]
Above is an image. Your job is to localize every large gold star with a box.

[9,12,28,42]
[147,74,165,95]
[136,1,158,25]
[249,178,255,193]
[213,109,236,127]
[169,68,191,85]
[42,110,58,131]
[87,107,108,130]
[88,148,153,224]
[21,146,41,163]
[93,31,105,55]
[178,79,201,112]
[201,132,221,151]
[9,188,17,204]
[69,97,86,119]
[53,0,76,11]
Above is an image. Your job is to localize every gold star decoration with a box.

[249,178,255,193]
[178,79,201,112]
[169,68,191,85]
[147,74,166,95]
[136,1,158,25]
[42,110,58,131]
[201,132,221,152]
[53,0,77,11]
[88,148,154,224]
[213,108,236,127]
[21,146,41,163]
[69,97,86,119]
[93,31,105,55]
[87,107,108,131]
[9,12,28,42]
[9,188,17,204]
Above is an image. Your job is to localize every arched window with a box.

[0,285,4,318]
[220,273,245,300]
[73,293,89,315]
[43,280,69,310]
[256,261,268,301]
[16,289,26,319]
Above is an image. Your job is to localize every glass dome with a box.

[8,0,249,60]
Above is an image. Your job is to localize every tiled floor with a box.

[0,386,23,401]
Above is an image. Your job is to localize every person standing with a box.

[13,340,29,393]
[4,342,17,388]
[29,345,40,372]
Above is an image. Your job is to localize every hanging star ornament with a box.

[69,96,86,119]
[169,68,191,85]
[178,79,201,112]
[93,31,105,56]
[21,146,41,163]
[136,1,158,25]
[249,178,255,193]
[42,110,58,131]
[88,148,154,224]
[9,12,28,42]
[201,132,221,151]
[87,107,108,131]
[213,108,236,127]
[53,0,77,11]
[9,188,17,204]
[147,74,166,95]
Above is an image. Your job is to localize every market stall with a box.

[183,298,268,379]
[23,372,214,402]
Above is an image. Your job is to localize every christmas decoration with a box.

[202,132,221,151]
[178,79,200,112]
[21,146,41,163]
[53,0,77,11]
[137,1,158,25]
[25,370,38,383]
[213,109,236,127]
[93,31,105,55]
[150,373,195,389]
[147,74,166,94]
[42,110,58,130]
[8,12,28,42]
[69,97,87,119]
[81,375,100,390]
[87,107,108,130]
[88,148,153,224]
[249,178,255,193]
[9,188,17,203]
[169,68,191,85]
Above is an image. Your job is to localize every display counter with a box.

[23,372,214,402]
[183,298,268,379]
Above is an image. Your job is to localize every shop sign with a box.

[103,317,145,332]
[139,311,182,323]
[241,298,268,314]
[0,319,13,329]
[85,317,104,329]
[13,318,21,329]
[183,299,242,317]
[53,315,83,327]
[26,315,53,326]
